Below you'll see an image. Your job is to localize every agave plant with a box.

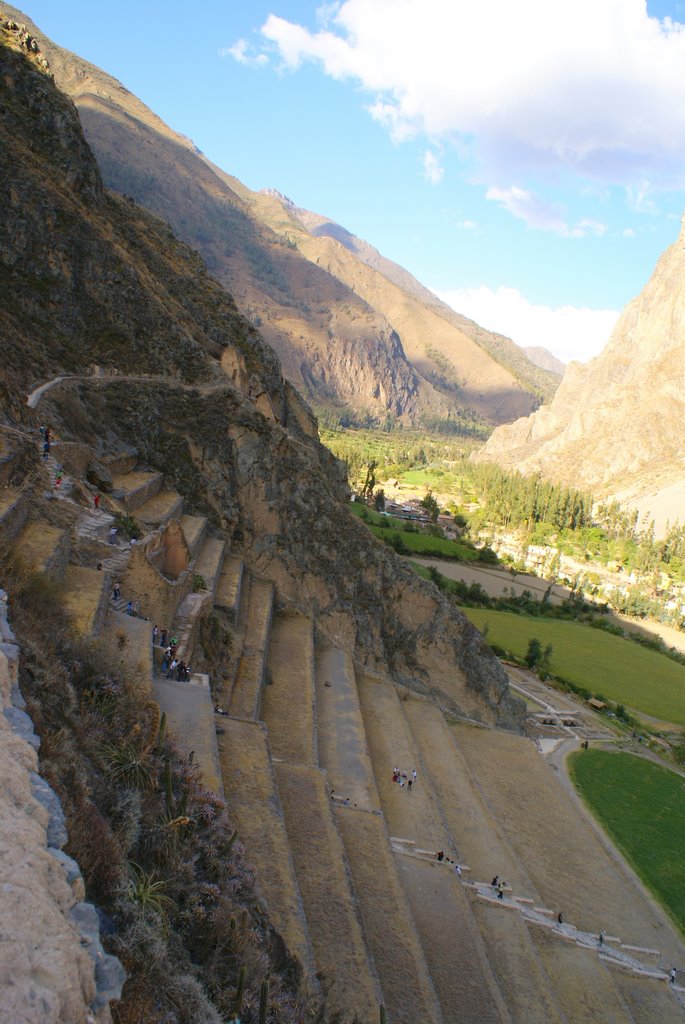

[127,862,173,919]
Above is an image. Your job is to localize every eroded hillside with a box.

[478,214,685,532]
[3,2,557,431]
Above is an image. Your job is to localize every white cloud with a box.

[422,150,444,185]
[623,227,636,237]
[456,219,478,231]
[220,39,268,67]
[626,181,660,214]
[437,285,620,364]
[485,186,606,236]
[258,1,685,188]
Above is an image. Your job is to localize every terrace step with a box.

[216,719,317,993]
[0,484,32,541]
[273,762,382,1020]
[334,805,443,1024]
[213,556,244,619]
[261,610,316,767]
[110,469,163,513]
[61,565,110,637]
[356,672,510,1023]
[612,974,685,1024]
[135,488,184,527]
[228,577,274,721]
[192,535,225,603]
[17,521,70,581]
[153,672,223,795]
[455,726,685,964]
[179,513,207,559]
[315,645,379,811]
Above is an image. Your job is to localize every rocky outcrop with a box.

[0,588,125,1023]
[479,215,685,531]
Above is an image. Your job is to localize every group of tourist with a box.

[392,766,417,790]
[157,627,191,682]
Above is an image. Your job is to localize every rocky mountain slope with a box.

[4,19,685,1024]
[479,216,685,531]
[4,3,557,431]
[524,346,566,375]
[270,188,561,405]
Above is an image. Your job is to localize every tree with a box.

[374,488,386,512]
[420,490,440,523]
[524,638,542,669]
[361,461,377,500]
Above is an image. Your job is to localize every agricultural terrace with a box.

[569,750,685,934]
[461,607,685,726]
[349,502,480,561]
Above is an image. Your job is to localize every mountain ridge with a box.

[5,1,558,432]
[479,214,685,533]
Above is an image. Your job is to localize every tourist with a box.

[109,526,117,545]
[455,864,462,878]
[497,881,505,900]
[94,493,100,510]
[152,625,159,645]
[436,851,444,862]
[43,440,50,459]
[598,931,605,948]
[126,601,133,616]
[166,658,178,679]
[160,628,167,647]
[557,911,563,925]
[492,875,499,888]
[670,967,677,985]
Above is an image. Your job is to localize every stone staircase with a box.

[43,450,74,499]
[153,672,223,795]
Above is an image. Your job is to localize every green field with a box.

[460,607,685,725]
[349,502,479,560]
[569,750,685,933]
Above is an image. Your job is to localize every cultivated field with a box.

[461,606,685,725]
[570,750,685,934]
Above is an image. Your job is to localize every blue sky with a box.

[20,0,685,362]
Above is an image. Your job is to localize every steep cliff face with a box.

[3,4,556,429]
[0,24,523,718]
[479,216,685,529]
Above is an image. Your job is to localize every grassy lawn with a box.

[349,502,479,560]
[460,607,685,725]
[569,750,685,934]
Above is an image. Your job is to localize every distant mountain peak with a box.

[261,187,296,209]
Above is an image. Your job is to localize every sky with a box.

[18,0,685,363]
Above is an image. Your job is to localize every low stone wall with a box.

[0,587,125,1023]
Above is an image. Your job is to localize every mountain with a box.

[524,346,566,376]
[479,216,685,533]
[5,3,558,432]
[5,20,685,1024]
[1,19,527,1021]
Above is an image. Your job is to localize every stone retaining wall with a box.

[0,587,125,1023]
